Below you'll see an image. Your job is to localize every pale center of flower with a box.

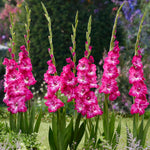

[137,87,141,91]
[87,96,90,100]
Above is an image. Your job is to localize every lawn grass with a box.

[37,117,150,150]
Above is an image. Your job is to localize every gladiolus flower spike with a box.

[3,46,36,114]
[99,40,121,101]
[129,50,149,115]
[129,11,149,116]
[75,42,103,118]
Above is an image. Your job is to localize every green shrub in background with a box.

[14,0,125,86]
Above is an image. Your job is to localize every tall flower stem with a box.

[71,11,78,74]
[41,2,57,72]
[25,5,31,53]
[135,11,146,55]
[70,11,78,119]
[109,2,125,51]
[100,3,124,148]
[9,13,17,130]
[24,5,31,113]
[9,14,16,56]
[132,9,146,141]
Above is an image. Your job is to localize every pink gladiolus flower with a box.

[45,95,64,113]
[44,56,64,112]
[23,71,36,86]
[77,72,89,84]
[86,104,103,119]
[109,90,121,101]
[77,57,89,72]
[60,58,77,102]
[129,50,149,115]
[103,64,119,79]
[75,98,87,116]
[99,40,120,101]
[99,78,118,94]
[83,91,98,105]
[76,84,90,98]
[47,76,60,93]
[130,100,149,116]
[132,55,143,69]
[76,54,103,118]
[3,45,36,114]
[129,81,147,97]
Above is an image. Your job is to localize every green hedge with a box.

[14,0,125,85]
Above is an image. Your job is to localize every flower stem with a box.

[9,14,16,58]
[133,113,139,138]
[25,4,31,53]
[109,2,124,51]
[135,11,146,55]
[103,94,109,141]
[41,2,57,74]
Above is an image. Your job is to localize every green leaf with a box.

[74,113,82,136]
[9,113,16,132]
[52,114,58,149]
[89,121,95,140]
[112,119,121,149]
[126,125,132,147]
[49,126,57,150]
[34,111,42,133]
[137,118,143,142]
[24,111,28,134]
[20,112,25,133]
[74,121,86,150]
[84,128,89,146]
[63,118,73,150]
[28,104,35,134]
[141,117,150,146]
[109,112,115,143]
[16,113,21,133]
[94,116,100,142]
[69,113,82,149]
[57,110,65,150]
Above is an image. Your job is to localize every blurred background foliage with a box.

[0,0,150,114]
[14,0,124,81]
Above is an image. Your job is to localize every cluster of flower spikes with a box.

[129,50,149,115]
[99,40,121,101]
[75,48,103,119]
[60,57,77,102]
[44,54,64,113]
[3,45,36,114]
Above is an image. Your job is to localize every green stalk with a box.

[9,14,16,57]
[57,110,63,150]
[25,5,31,52]
[103,94,109,141]
[71,11,78,74]
[109,2,125,51]
[41,2,57,74]
[86,15,92,58]
[135,11,146,55]
[133,113,139,138]
[70,11,78,119]
[42,4,65,150]
[9,14,17,131]
[24,5,32,114]
[102,2,124,144]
